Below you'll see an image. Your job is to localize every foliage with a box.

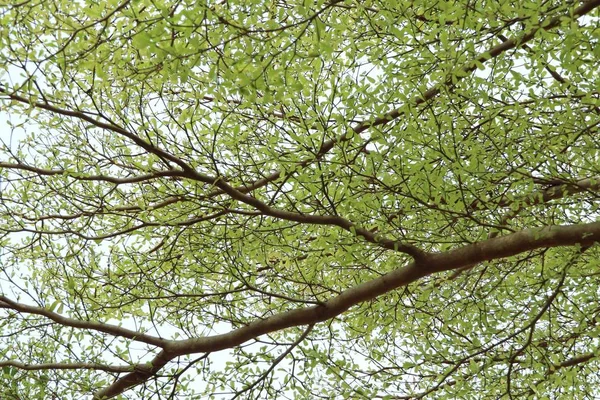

[1,0,600,398]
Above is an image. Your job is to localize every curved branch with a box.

[0,91,425,259]
[3,1,599,263]
[0,89,191,171]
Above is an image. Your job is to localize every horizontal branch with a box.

[487,175,600,239]
[0,296,167,348]
[0,161,186,184]
[16,195,189,221]
[0,360,139,374]
[464,176,600,214]
[10,209,247,241]
[501,176,600,209]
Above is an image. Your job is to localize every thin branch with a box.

[13,195,190,221]
[0,90,426,260]
[4,0,599,262]
[491,175,600,237]
[232,324,314,399]
[0,88,192,172]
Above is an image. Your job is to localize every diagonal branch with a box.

[232,324,314,399]
[0,88,191,172]
[3,1,599,263]
[212,0,600,197]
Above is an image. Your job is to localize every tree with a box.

[0,0,599,398]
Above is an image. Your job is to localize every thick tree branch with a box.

[3,3,600,398]
[94,221,600,399]
[93,350,175,399]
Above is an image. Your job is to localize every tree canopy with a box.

[1,0,600,398]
